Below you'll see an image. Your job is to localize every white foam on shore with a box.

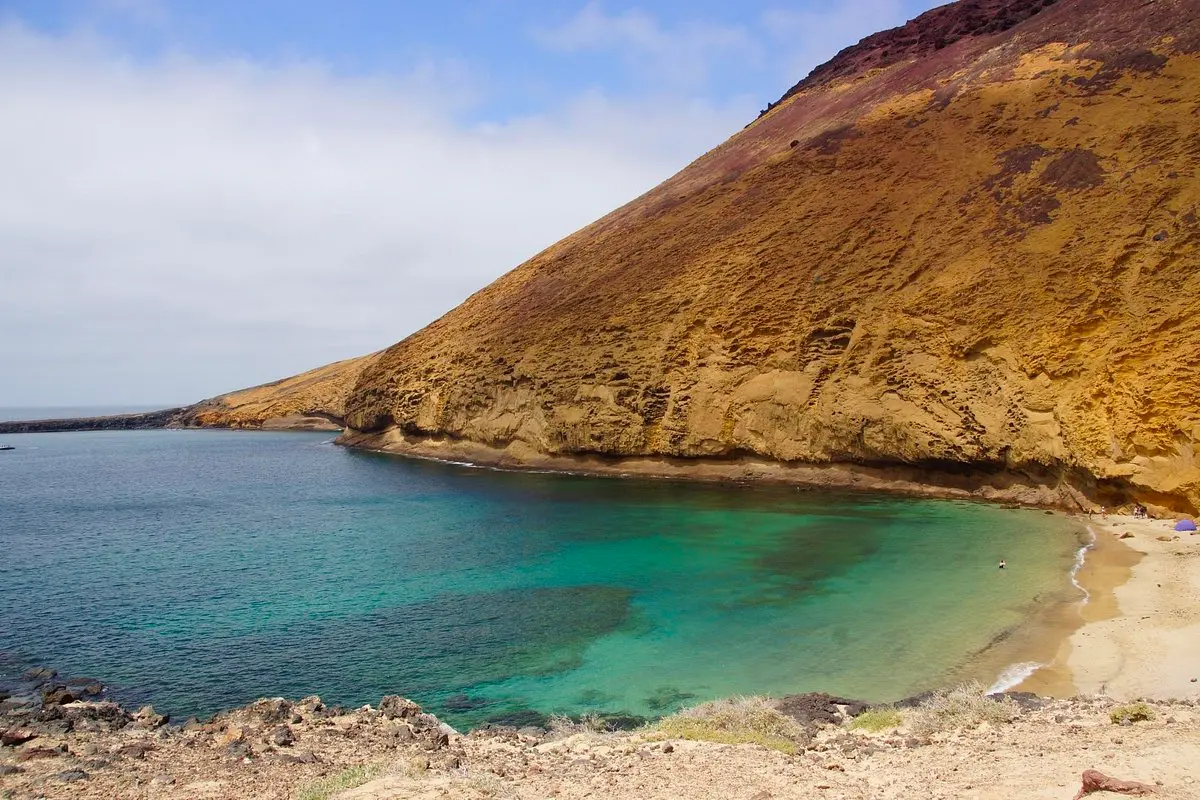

[986,661,1044,695]
[988,523,1099,694]
[1071,526,1098,604]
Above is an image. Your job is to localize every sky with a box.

[0,0,943,407]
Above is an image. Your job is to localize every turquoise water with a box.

[0,430,1085,727]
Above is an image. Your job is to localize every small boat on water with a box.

[0,445,14,451]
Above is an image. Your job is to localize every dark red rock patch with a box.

[984,143,1052,190]
[1042,147,1106,189]
[761,0,1060,117]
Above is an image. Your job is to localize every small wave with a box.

[1070,526,1098,604]
[987,661,1044,695]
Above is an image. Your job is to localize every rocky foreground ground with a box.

[3,671,1199,800]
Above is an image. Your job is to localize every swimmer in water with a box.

[998,559,1007,569]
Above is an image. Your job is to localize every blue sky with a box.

[0,0,943,405]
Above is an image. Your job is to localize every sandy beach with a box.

[1019,514,1200,701]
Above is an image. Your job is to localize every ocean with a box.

[0,428,1086,727]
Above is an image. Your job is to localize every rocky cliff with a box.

[325,0,1200,512]
[177,353,380,431]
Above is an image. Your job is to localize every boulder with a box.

[117,742,157,759]
[246,698,293,724]
[215,724,246,748]
[41,686,78,706]
[17,744,66,761]
[380,695,422,720]
[52,769,89,783]
[275,749,318,765]
[132,705,167,729]
[0,695,39,716]
[269,725,295,747]
[775,693,869,725]
[63,701,131,732]
[1,727,38,747]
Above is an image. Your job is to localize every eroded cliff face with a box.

[178,353,380,430]
[329,0,1200,511]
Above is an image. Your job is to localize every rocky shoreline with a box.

[2,665,1198,799]
[0,409,188,435]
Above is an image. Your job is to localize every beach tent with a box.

[1174,519,1198,532]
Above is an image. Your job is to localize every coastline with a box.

[337,428,1100,511]
[1016,514,1200,701]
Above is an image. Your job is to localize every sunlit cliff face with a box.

[197,0,1200,512]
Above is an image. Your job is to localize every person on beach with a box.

[998,559,1006,570]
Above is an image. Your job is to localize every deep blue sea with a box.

[0,429,1085,728]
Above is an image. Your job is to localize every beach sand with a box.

[1019,514,1200,701]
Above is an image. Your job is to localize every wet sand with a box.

[1018,514,1200,700]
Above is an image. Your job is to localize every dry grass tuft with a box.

[905,683,1021,737]
[654,696,810,754]
[547,712,610,738]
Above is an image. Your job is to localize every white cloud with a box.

[535,3,760,86]
[0,23,752,405]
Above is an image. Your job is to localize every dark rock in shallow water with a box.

[443,693,490,713]
[42,685,78,706]
[894,691,939,709]
[21,667,56,686]
[0,694,40,716]
[775,693,869,725]
[482,708,551,729]
[592,712,649,731]
[65,678,104,696]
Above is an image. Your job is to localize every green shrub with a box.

[654,696,809,754]
[849,706,903,732]
[1110,702,1155,725]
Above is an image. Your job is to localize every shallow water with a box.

[0,430,1085,727]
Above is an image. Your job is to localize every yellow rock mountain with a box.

[200,0,1200,512]
[180,353,380,431]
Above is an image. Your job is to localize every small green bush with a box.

[654,696,809,754]
[849,706,903,732]
[1110,702,1155,725]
